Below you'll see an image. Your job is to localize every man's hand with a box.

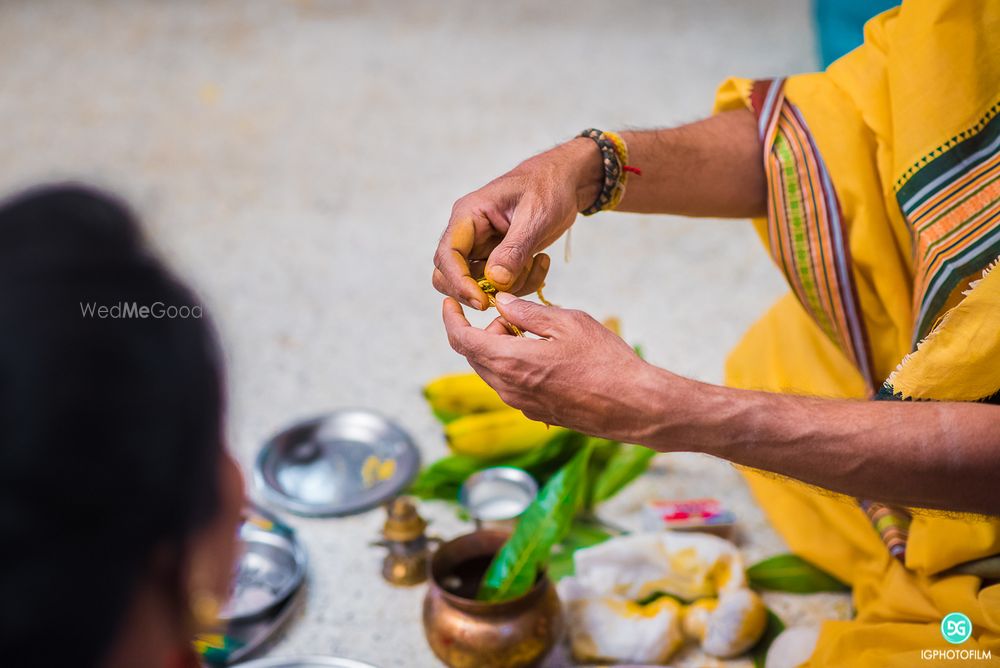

[433,111,767,310]
[442,295,1000,515]
[441,292,671,441]
[433,138,602,310]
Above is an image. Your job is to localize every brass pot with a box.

[423,530,563,668]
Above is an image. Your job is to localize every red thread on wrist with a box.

[623,165,642,176]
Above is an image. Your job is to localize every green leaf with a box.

[582,437,622,509]
[477,443,594,601]
[430,407,465,424]
[589,443,656,506]
[408,430,584,501]
[506,430,585,481]
[546,552,576,582]
[408,453,483,500]
[747,554,849,593]
[547,519,613,581]
[751,608,786,668]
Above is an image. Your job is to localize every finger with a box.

[441,298,494,359]
[468,259,487,280]
[469,361,537,416]
[435,218,489,310]
[485,196,544,291]
[493,292,562,338]
[511,252,550,297]
[432,266,487,306]
[467,360,506,394]
[506,253,536,295]
[484,315,515,336]
[432,267,450,296]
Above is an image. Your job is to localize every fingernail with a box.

[489,266,513,286]
[496,292,516,305]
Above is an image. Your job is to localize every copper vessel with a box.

[423,530,563,668]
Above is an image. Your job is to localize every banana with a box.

[423,372,510,422]
[444,409,565,459]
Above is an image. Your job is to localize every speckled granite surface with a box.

[0,1,851,665]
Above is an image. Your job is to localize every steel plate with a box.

[219,512,308,623]
[254,410,420,517]
[232,656,378,668]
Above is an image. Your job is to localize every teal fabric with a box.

[814,0,899,67]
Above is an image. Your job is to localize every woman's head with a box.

[0,185,243,666]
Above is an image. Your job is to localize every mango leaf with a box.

[589,443,656,507]
[430,406,465,424]
[477,443,594,601]
[751,608,786,668]
[408,453,483,500]
[408,430,583,501]
[747,554,849,593]
[508,430,586,483]
[582,437,622,509]
[547,519,613,581]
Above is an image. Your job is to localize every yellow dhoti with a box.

[713,2,1000,662]
[727,294,1000,666]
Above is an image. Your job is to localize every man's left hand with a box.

[442,292,670,442]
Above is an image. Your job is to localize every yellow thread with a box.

[605,131,630,164]
[604,131,631,210]
[476,277,556,429]
[477,278,523,336]
[476,274,559,338]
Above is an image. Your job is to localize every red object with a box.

[649,498,722,522]
[623,165,643,175]
[167,647,203,668]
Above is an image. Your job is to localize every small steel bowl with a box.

[232,657,378,668]
[254,409,420,517]
[459,466,538,524]
[219,516,308,623]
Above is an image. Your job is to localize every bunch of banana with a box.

[423,372,509,422]
[423,372,565,459]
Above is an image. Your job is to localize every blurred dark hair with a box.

[0,185,225,665]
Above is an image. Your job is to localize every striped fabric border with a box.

[896,101,1000,344]
[749,79,876,390]
[750,78,895,560]
[860,499,911,562]
[868,387,918,563]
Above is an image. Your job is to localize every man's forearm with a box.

[632,367,1000,515]
[615,110,767,218]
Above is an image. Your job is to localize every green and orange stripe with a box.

[750,78,875,390]
[897,102,1000,344]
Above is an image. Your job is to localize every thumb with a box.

[494,292,559,337]
[486,201,543,290]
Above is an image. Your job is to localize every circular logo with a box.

[941,612,973,644]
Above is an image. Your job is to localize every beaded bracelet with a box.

[578,128,640,215]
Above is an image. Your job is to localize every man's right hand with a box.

[432,137,602,310]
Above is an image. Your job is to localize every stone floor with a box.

[0,1,852,665]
